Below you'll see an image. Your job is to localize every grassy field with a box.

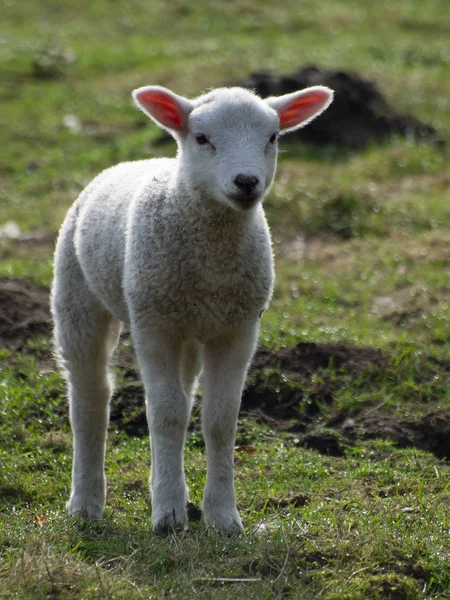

[1,0,450,598]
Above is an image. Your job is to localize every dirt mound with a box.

[235,67,441,148]
[342,411,450,460]
[0,277,51,349]
[250,342,383,375]
[241,342,385,429]
[296,411,450,460]
[242,343,450,459]
[111,341,385,438]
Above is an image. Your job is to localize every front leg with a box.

[202,324,259,534]
[133,327,190,534]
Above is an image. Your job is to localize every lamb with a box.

[51,83,333,534]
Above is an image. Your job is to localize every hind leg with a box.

[54,298,120,518]
[52,242,120,518]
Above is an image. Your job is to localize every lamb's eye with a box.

[269,133,278,144]
[195,134,209,145]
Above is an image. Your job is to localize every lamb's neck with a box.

[171,170,257,237]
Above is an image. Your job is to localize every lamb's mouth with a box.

[227,192,261,210]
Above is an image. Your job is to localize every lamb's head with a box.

[132,85,333,211]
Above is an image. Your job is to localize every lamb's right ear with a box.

[132,86,193,134]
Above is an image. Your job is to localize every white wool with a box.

[52,84,333,533]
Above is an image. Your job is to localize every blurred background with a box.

[1,0,448,229]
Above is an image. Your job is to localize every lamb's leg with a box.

[133,328,190,534]
[202,324,258,534]
[53,273,120,519]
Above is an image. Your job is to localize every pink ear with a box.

[132,86,192,132]
[267,86,333,133]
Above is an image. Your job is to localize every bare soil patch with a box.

[243,343,450,459]
[0,276,51,350]
[111,379,147,437]
[339,411,450,460]
[243,342,385,420]
[236,67,442,148]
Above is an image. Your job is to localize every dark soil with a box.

[299,431,346,457]
[243,343,450,459]
[235,66,442,148]
[341,411,450,460]
[110,380,147,437]
[242,342,385,428]
[110,342,386,438]
[153,67,442,149]
[291,411,450,460]
[0,276,51,350]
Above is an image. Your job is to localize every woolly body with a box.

[52,85,333,534]
[67,158,273,338]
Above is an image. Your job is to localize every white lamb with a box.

[51,84,333,534]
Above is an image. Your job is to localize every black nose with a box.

[234,174,259,195]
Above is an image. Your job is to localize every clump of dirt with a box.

[299,431,346,457]
[0,277,51,350]
[257,492,311,511]
[186,501,202,523]
[110,380,147,436]
[251,342,384,374]
[241,342,450,459]
[236,66,442,148]
[241,342,385,430]
[341,411,450,460]
[293,413,450,460]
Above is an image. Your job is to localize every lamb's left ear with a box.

[266,86,334,134]
[132,85,193,135]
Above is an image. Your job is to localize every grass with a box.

[1,0,450,597]
[1,367,450,598]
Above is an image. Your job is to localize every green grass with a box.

[1,359,450,598]
[1,0,450,597]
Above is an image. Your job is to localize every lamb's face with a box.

[132,84,334,212]
[181,92,281,211]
